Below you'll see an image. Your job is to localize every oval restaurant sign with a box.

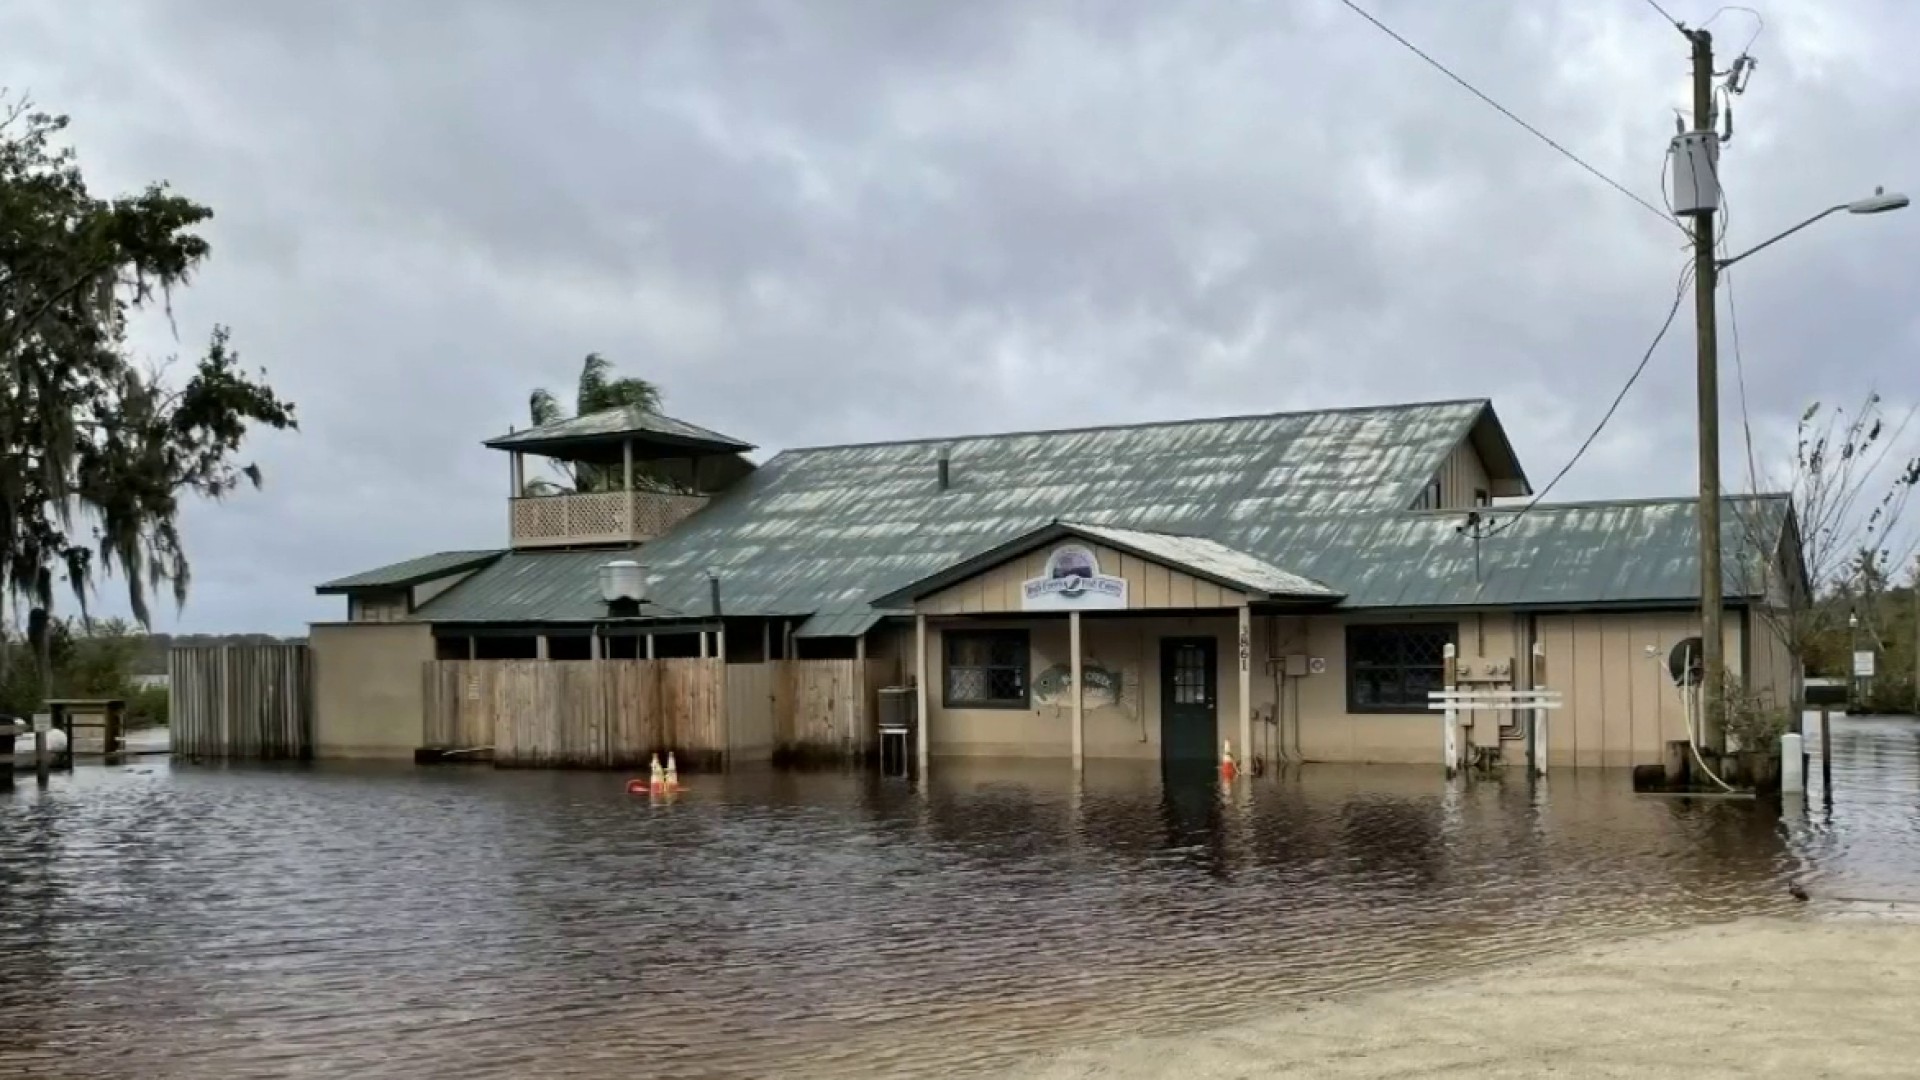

[1022,544,1128,611]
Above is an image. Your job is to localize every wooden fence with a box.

[773,658,893,761]
[421,658,894,769]
[170,644,313,760]
[424,659,724,769]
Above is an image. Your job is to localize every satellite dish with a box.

[1667,637,1704,687]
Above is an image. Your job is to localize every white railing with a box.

[1428,688,1562,778]
[509,490,708,549]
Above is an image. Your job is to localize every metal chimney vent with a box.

[599,560,648,604]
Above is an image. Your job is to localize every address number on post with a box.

[32,714,50,734]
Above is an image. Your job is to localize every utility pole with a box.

[1689,28,1726,748]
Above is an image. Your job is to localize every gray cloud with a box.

[2,0,1915,632]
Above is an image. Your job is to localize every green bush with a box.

[1855,676,1918,716]
[1721,674,1791,753]
[127,685,169,727]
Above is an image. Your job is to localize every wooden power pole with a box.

[1689,28,1726,749]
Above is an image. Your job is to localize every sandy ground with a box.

[1019,914,1920,1079]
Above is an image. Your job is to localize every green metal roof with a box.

[315,550,504,594]
[411,547,697,623]
[1261,495,1793,608]
[792,609,889,639]
[383,399,1794,630]
[484,405,754,459]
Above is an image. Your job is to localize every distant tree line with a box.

[132,632,304,675]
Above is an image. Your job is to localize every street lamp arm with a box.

[1716,205,1845,271]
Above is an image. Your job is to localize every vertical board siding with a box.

[726,663,778,759]
[422,659,723,769]
[773,658,871,759]
[1436,439,1492,508]
[169,644,313,760]
[1536,612,1715,769]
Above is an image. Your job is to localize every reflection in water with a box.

[2,716,1916,1079]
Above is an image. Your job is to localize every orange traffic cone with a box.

[1220,740,1239,782]
[648,752,666,795]
[664,752,680,792]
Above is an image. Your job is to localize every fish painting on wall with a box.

[1032,662,1127,711]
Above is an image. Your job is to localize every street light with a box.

[1689,183,1906,746]
[1717,189,1910,270]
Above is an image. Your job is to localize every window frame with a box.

[1344,622,1457,714]
[943,628,1032,710]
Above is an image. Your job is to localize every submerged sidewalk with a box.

[1021,915,1920,1079]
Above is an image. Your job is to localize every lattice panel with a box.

[566,492,628,536]
[514,498,568,538]
[511,491,709,547]
[631,493,709,539]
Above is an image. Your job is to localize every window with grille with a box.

[1346,623,1455,713]
[944,630,1030,709]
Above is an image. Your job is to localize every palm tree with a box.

[525,353,671,494]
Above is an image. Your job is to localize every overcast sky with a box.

[3,0,1916,633]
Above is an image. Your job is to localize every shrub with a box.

[1721,674,1790,753]
[127,685,169,727]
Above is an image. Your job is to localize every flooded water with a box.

[3,715,1917,1079]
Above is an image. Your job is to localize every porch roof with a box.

[315,550,504,594]
[869,520,1343,608]
[792,609,890,639]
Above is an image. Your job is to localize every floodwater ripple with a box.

[3,715,1916,1078]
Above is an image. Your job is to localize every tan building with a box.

[312,398,1803,772]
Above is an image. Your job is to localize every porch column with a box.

[537,635,549,660]
[510,452,525,497]
[645,634,656,660]
[762,621,772,662]
[1237,606,1252,772]
[1070,611,1084,770]
[915,614,930,773]
[699,631,710,659]
[589,630,602,660]
[622,439,635,539]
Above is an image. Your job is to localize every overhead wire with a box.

[1700,5,1766,57]
[1639,0,1689,35]
[1467,257,1699,540]
[1335,0,1684,233]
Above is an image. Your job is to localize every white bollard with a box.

[1780,733,1805,794]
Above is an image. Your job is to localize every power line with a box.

[1724,266,1760,492]
[1639,0,1688,34]
[1336,0,1683,230]
[1468,259,1698,539]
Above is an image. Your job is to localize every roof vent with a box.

[599,560,648,604]
[937,445,952,491]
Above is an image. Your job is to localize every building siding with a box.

[312,621,435,758]
[1436,438,1492,508]
[908,607,1751,770]
[1534,612,1742,768]
[920,615,1243,760]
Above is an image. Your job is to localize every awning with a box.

[792,609,895,639]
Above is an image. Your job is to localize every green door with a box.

[1160,637,1218,765]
